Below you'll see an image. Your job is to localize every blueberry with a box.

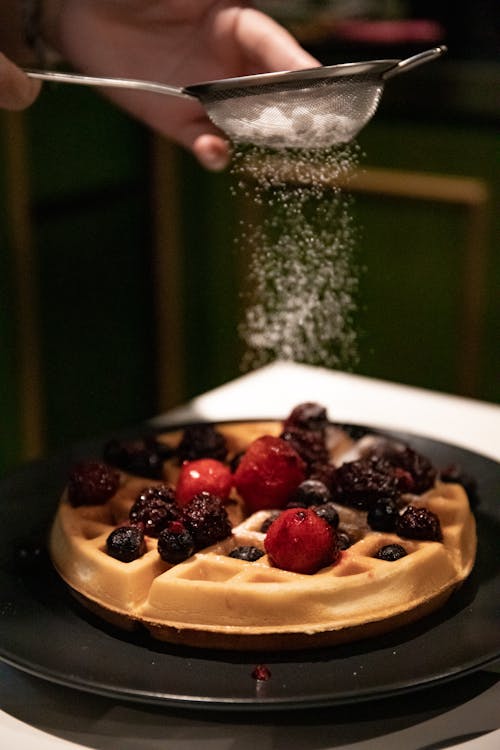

[313,502,339,528]
[106,525,145,562]
[293,479,331,507]
[157,521,195,564]
[228,546,265,562]
[336,531,352,550]
[367,497,398,532]
[375,544,407,562]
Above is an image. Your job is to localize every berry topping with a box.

[176,423,228,463]
[313,502,340,528]
[264,507,337,574]
[228,546,265,562]
[176,458,233,507]
[396,505,443,541]
[129,485,179,536]
[67,461,119,506]
[103,437,168,478]
[336,531,352,550]
[233,435,306,512]
[280,428,330,469]
[252,664,271,681]
[366,442,437,494]
[334,456,401,510]
[283,402,329,432]
[106,525,146,562]
[375,544,408,562]
[367,497,399,532]
[181,492,232,549]
[293,479,332,507]
[157,521,195,564]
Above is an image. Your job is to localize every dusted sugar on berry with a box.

[234,435,306,512]
[157,521,195,564]
[396,505,442,541]
[129,485,179,537]
[334,456,401,510]
[176,423,228,463]
[264,507,337,574]
[176,458,233,507]
[181,492,232,549]
[106,525,146,562]
[67,461,119,506]
[283,403,329,433]
[375,544,407,562]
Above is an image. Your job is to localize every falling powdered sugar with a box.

[231,144,361,372]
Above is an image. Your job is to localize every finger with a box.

[192,133,231,172]
[0,53,41,110]
[234,8,320,73]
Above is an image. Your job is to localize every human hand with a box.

[0,52,41,110]
[44,1,319,169]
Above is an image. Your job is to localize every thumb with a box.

[0,53,41,110]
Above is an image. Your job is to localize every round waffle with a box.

[49,418,477,650]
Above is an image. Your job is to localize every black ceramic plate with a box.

[0,424,498,711]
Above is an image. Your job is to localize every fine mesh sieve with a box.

[25,46,446,149]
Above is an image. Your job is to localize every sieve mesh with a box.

[200,75,384,149]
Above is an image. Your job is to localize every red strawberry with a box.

[233,436,306,512]
[264,507,338,574]
[176,458,232,507]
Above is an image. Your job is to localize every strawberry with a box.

[233,436,306,512]
[264,507,338,574]
[175,458,233,507]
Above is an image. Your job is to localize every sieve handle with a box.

[382,46,447,80]
[23,69,195,100]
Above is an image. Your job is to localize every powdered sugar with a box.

[231,144,361,371]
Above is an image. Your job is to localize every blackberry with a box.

[67,461,119,506]
[396,505,442,541]
[260,510,281,533]
[313,502,340,528]
[334,456,400,510]
[106,525,145,562]
[375,544,407,562]
[293,479,331,506]
[129,485,179,536]
[157,521,195,564]
[281,428,329,468]
[176,423,227,463]
[103,437,166,478]
[181,492,231,549]
[283,402,329,432]
[228,545,265,562]
[367,497,399,532]
[382,445,437,494]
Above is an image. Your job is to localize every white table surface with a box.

[1,362,499,749]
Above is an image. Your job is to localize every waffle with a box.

[49,419,477,650]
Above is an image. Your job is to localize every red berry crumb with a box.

[175,458,233,507]
[252,664,271,681]
[234,436,306,512]
[264,507,337,574]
